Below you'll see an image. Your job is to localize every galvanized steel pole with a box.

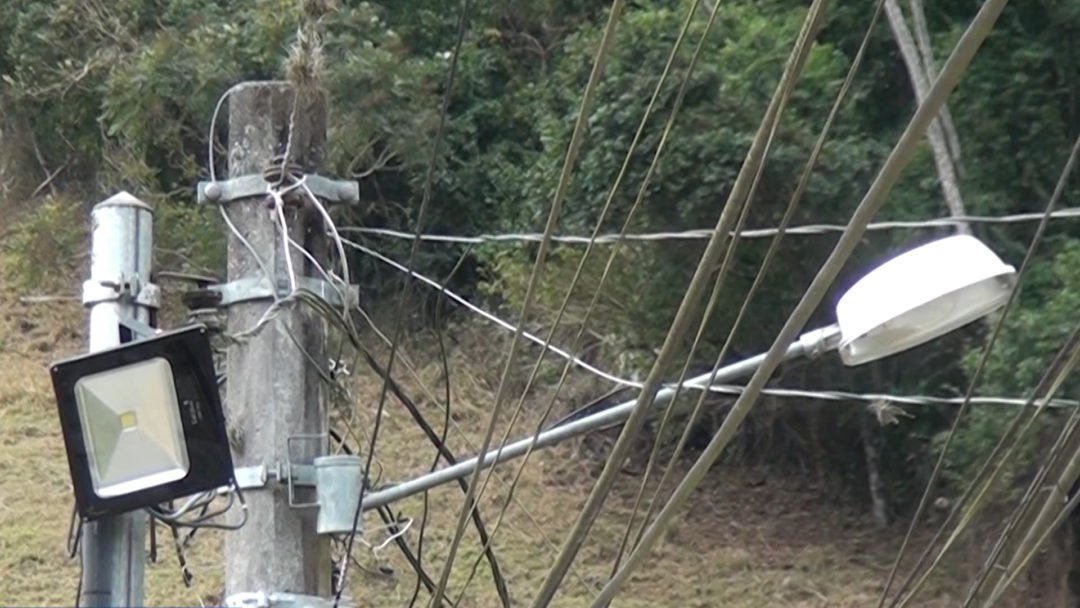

[80,192,156,606]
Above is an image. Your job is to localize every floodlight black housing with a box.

[51,325,234,521]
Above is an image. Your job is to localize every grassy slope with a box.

[0,278,991,607]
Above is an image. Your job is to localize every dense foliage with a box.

[1,0,1077,522]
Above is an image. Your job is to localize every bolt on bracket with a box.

[82,275,161,309]
[198,174,359,205]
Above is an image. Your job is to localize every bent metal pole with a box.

[361,325,841,511]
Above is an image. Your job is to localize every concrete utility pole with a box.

[223,82,330,596]
[80,193,155,606]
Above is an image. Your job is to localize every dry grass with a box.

[0,280,983,607]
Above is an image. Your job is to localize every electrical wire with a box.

[327,428,449,604]
[207,80,290,182]
[336,7,477,600]
[147,485,249,531]
[343,238,632,385]
[337,0,473,603]
[74,551,83,608]
[337,294,601,598]
[609,4,803,571]
[453,0,720,599]
[986,489,1080,606]
[628,0,887,562]
[300,181,353,307]
[881,131,1080,607]
[540,4,830,601]
[341,207,1080,245]
[959,332,1080,605]
[351,330,513,606]
[412,246,473,608]
[166,520,195,587]
[592,2,1010,603]
[343,238,1078,409]
[219,204,277,302]
[432,4,627,603]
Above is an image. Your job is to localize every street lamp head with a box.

[51,325,234,520]
[835,234,1016,366]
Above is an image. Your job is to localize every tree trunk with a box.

[885,0,971,234]
[860,408,889,527]
[907,0,964,175]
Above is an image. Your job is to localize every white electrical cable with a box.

[359,517,415,555]
[342,237,636,387]
[300,180,352,296]
[341,207,1080,245]
[343,238,1079,409]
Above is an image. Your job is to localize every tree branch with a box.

[885,0,970,235]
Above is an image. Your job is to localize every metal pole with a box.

[223,82,330,596]
[360,325,841,511]
[80,192,155,607]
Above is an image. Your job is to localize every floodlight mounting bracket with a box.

[82,274,161,309]
[224,591,337,608]
[234,463,316,491]
[234,434,325,506]
[206,276,358,309]
[118,316,159,343]
[197,173,359,206]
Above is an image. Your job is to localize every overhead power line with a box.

[342,238,1078,410]
[341,207,1080,245]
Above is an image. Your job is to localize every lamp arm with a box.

[359,324,841,511]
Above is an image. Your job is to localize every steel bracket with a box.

[118,316,159,343]
[224,591,338,608]
[198,174,359,205]
[82,275,161,309]
[208,276,358,308]
[234,463,316,490]
[285,434,325,509]
[231,433,326,505]
[234,436,366,535]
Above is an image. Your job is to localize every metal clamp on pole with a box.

[198,174,359,205]
[82,274,161,310]
[234,433,366,536]
[204,277,359,309]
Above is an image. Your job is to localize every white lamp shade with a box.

[74,357,190,498]
[836,235,1016,366]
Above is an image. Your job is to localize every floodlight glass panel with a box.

[74,357,189,498]
[836,235,1016,366]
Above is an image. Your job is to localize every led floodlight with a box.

[52,325,234,520]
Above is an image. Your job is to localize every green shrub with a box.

[1,196,87,291]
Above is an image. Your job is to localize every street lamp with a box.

[836,234,1016,365]
[359,234,1017,511]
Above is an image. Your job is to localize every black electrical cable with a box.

[335,0,473,604]
[410,246,470,608]
[327,429,448,603]
[353,339,511,606]
[284,285,510,604]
